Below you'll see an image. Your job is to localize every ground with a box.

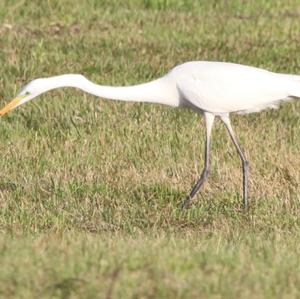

[1,1,300,298]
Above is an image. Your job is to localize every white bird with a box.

[1,61,300,208]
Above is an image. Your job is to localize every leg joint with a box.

[202,167,209,178]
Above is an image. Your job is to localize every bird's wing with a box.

[177,78,223,113]
[177,74,292,115]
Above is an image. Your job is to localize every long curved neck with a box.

[44,74,179,107]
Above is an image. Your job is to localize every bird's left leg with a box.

[220,115,249,208]
[182,112,215,208]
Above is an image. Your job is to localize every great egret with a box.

[1,61,300,208]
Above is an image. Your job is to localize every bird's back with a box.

[170,61,300,114]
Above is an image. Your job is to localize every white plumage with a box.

[1,61,300,208]
[174,61,300,114]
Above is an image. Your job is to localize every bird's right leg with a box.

[220,115,249,209]
[182,112,215,208]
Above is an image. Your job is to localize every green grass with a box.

[1,232,300,299]
[1,0,300,298]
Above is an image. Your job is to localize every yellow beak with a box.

[0,96,25,117]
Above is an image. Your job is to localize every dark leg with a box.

[182,112,215,208]
[220,115,249,208]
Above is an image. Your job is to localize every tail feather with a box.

[279,73,300,98]
[289,83,300,98]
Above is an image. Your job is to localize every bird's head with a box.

[0,74,86,117]
[0,78,51,116]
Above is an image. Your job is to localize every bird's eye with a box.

[25,91,30,96]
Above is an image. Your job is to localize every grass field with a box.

[1,0,300,298]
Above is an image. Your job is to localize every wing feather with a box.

[175,63,293,114]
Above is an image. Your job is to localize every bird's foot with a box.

[243,200,249,210]
[181,195,193,209]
